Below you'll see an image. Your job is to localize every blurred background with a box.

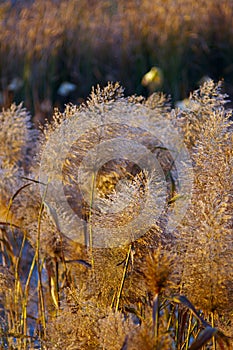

[1,0,233,126]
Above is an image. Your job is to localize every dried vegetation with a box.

[0,80,232,349]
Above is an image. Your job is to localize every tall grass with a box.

[1,0,233,123]
[0,80,232,348]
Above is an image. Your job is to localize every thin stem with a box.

[36,198,46,337]
[211,311,216,350]
[14,230,26,339]
[115,244,131,312]
[88,171,97,271]
[21,253,36,346]
[184,313,192,350]
[152,293,159,348]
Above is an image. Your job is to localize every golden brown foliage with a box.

[0,81,232,349]
[176,81,233,316]
[1,0,233,115]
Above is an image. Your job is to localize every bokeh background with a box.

[1,0,233,125]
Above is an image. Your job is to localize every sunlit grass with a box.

[1,0,233,122]
[0,81,232,348]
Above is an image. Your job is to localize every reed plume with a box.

[176,81,233,321]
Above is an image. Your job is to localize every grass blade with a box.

[188,327,217,350]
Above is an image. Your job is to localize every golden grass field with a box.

[1,0,233,119]
[0,80,232,349]
[0,1,233,349]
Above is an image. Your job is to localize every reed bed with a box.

[1,0,233,123]
[0,80,232,349]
